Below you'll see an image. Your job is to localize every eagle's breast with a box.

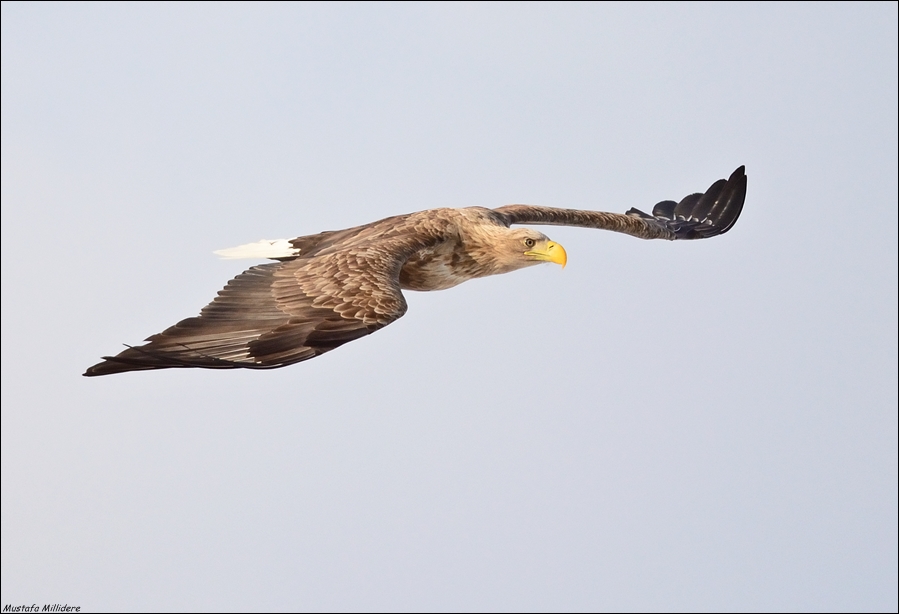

[398,239,485,291]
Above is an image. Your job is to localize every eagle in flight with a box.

[84,166,747,376]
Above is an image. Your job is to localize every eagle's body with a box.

[84,167,747,376]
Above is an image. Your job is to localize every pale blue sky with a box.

[2,3,897,611]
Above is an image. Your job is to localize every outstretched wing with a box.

[84,218,449,376]
[494,166,746,240]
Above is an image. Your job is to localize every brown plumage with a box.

[84,166,746,376]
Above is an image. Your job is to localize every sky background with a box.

[2,3,897,612]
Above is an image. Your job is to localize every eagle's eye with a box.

[524,238,536,248]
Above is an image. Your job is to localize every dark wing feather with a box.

[494,166,746,240]
[84,214,452,376]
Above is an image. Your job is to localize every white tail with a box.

[213,239,300,260]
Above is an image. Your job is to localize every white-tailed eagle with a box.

[84,166,747,376]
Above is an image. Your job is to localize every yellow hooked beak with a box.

[525,240,567,268]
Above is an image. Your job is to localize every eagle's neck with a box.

[399,214,529,292]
